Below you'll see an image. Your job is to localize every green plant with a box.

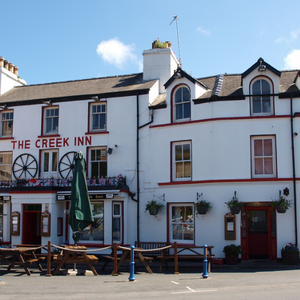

[271,196,292,210]
[225,197,243,208]
[152,39,167,49]
[195,200,212,213]
[223,244,242,257]
[145,200,164,215]
[282,243,299,253]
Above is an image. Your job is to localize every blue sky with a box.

[2,0,300,85]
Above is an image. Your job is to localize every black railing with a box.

[0,175,126,190]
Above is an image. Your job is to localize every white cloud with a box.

[96,38,138,70]
[284,50,300,69]
[291,29,300,40]
[196,26,210,35]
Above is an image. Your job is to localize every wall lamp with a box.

[43,100,52,106]
[258,60,267,72]
[92,96,100,102]
[107,148,113,155]
[0,104,7,110]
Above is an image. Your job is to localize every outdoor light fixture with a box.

[0,104,7,110]
[283,187,289,196]
[92,96,99,101]
[44,100,52,106]
[258,60,267,72]
[107,148,113,155]
[173,70,182,79]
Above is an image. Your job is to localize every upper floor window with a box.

[0,152,12,181]
[251,78,273,115]
[1,111,13,137]
[41,150,58,178]
[89,147,107,178]
[251,136,276,178]
[90,103,106,132]
[44,107,59,135]
[173,86,191,122]
[172,141,191,181]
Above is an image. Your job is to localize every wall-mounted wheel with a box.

[59,151,79,179]
[12,153,38,179]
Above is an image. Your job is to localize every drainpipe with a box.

[290,94,298,246]
[136,92,154,242]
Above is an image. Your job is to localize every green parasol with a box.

[68,152,94,243]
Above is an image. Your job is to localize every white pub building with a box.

[1,41,300,261]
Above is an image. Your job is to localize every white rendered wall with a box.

[0,67,26,95]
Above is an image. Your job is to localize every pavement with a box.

[1,259,300,299]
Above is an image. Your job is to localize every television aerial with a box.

[170,15,182,67]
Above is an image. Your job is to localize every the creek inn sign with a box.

[1,42,300,260]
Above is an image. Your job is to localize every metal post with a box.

[202,244,208,278]
[128,245,136,281]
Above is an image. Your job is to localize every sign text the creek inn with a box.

[11,136,93,150]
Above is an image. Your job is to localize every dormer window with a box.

[173,85,191,122]
[251,77,273,115]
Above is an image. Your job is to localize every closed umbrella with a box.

[68,152,94,244]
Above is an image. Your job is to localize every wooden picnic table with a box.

[0,247,43,276]
[101,244,154,275]
[52,245,98,275]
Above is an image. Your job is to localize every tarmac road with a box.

[1,267,300,300]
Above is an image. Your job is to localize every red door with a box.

[22,204,41,245]
[241,206,277,260]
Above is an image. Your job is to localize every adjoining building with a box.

[1,42,300,261]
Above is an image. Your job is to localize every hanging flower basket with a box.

[194,199,212,215]
[276,205,287,213]
[226,196,243,214]
[145,200,164,217]
[271,196,292,214]
[230,206,241,214]
[197,206,208,215]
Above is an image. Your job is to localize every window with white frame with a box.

[172,141,191,181]
[251,136,276,178]
[41,150,58,178]
[1,111,13,137]
[89,147,107,178]
[173,85,191,122]
[90,103,106,131]
[112,202,122,243]
[44,107,59,135]
[79,202,104,242]
[169,204,194,243]
[251,78,273,115]
[0,152,12,181]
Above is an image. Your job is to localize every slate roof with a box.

[0,73,157,106]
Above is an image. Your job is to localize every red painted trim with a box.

[158,177,296,186]
[0,137,14,140]
[85,131,109,135]
[150,114,290,129]
[87,101,107,133]
[37,134,61,138]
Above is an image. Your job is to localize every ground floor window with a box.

[0,204,3,239]
[112,202,123,243]
[79,202,104,242]
[169,204,194,243]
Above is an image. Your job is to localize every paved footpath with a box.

[1,267,300,300]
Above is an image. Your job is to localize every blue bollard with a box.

[128,245,136,281]
[202,244,209,278]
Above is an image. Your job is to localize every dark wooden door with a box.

[22,204,41,245]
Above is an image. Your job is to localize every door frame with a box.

[241,204,277,260]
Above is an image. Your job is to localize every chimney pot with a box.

[0,57,4,67]
[9,63,14,73]
[14,66,19,76]
[4,60,9,70]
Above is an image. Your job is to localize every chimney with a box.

[4,60,9,70]
[9,63,14,73]
[143,40,179,94]
[14,66,19,76]
[0,57,4,67]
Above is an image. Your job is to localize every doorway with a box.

[22,204,41,245]
[241,206,277,260]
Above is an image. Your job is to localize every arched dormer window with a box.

[173,85,191,122]
[250,77,273,115]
